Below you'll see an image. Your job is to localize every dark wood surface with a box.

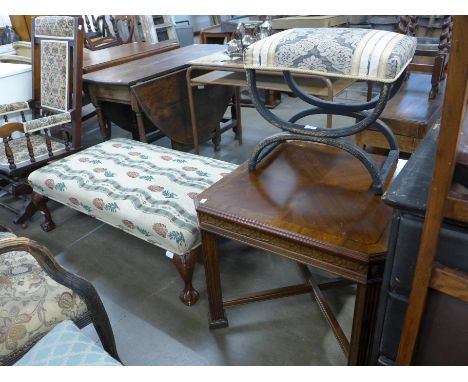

[197,143,401,264]
[83,44,225,86]
[83,44,233,146]
[196,142,405,365]
[357,72,445,153]
[83,40,179,73]
[396,16,468,365]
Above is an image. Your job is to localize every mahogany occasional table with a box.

[195,142,404,365]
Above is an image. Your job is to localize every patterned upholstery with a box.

[23,112,71,133]
[244,28,417,83]
[34,16,75,39]
[28,138,238,255]
[0,135,66,166]
[0,232,88,364]
[40,40,69,112]
[0,102,29,117]
[14,320,121,366]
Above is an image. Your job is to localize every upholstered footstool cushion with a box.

[0,233,88,365]
[245,28,417,82]
[14,320,121,366]
[28,138,238,255]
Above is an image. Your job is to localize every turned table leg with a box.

[201,229,228,329]
[95,101,111,141]
[348,281,382,365]
[170,248,200,306]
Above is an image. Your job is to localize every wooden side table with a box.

[195,142,404,365]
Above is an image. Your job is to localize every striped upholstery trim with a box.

[244,28,417,83]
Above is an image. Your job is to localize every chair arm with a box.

[0,101,30,117]
[0,237,121,363]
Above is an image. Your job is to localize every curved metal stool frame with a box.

[246,69,406,195]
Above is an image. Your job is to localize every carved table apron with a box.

[195,142,405,365]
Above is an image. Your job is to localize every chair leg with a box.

[32,193,56,232]
[12,184,37,227]
[170,247,200,306]
[14,198,38,227]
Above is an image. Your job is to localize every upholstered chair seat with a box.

[14,320,121,366]
[0,231,89,365]
[245,28,417,82]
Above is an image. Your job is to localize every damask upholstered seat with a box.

[28,138,237,305]
[244,28,417,83]
[243,28,417,194]
[0,230,88,365]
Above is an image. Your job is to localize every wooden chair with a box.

[0,16,83,226]
[83,15,135,51]
[0,225,120,365]
[111,15,135,44]
[399,15,453,99]
[83,15,121,51]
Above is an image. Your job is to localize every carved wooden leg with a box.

[201,229,228,329]
[32,193,56,232]
[348,281,382,365]
[96,102,110,141]
[170,247,200,306]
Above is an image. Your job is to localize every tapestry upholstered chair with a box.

[0,225,120,365]
[0,16,83,226]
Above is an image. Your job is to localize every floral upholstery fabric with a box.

[244,28,417,83]
[0,102,29,117]
[23,112,71,133]
[14,320,121,366]
[1,135,66,166]
[28,138,238,255]
[0,233,88,364]
[40,40,69,112]
[34,16,75,39]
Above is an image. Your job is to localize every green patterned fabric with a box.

[0,232,88,365]
[28,138,238,255]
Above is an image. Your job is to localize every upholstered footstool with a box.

[0,229,88,365]
[244,28,417,194]
[27,138,238,305]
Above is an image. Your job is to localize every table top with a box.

[83,40,179,74]
[380,72,445,137]
[192,70,354,98]
[196,142,404,261]
[189,51,244,69]
[83,44,226,86]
